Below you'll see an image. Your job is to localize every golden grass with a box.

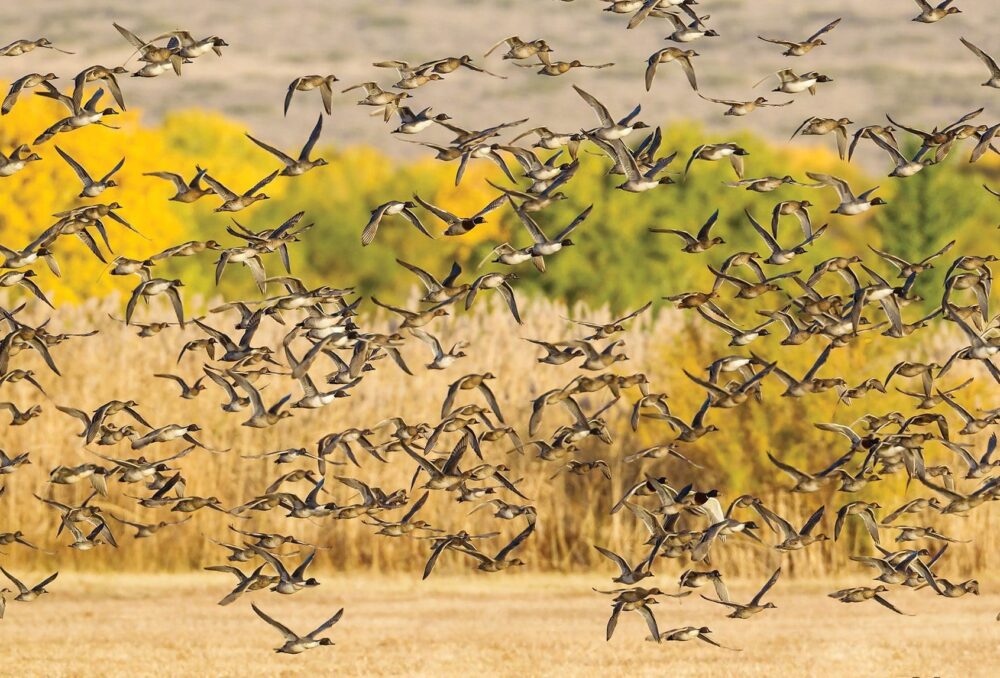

[2,294,998,578]
[0,574,997,677]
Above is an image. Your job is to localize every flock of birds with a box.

[0,0,999,654]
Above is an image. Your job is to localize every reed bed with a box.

[1,293,997,579]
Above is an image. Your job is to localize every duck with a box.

[587,135,675,192]
[54,145,124,197]
[594,545,656,584]
[33,85,120,144]
[149,30,226,59]
[511,201,590,262]
[229,370,292,428]
[252,603,343,654]
[143,166,215,202]
[2,73,58,114]
[607,594,661,642]
[110,514,191,539]
[698,94,792,117]
[868,240,954,278]
[574,85,647,141]
[806,172,887,215]
[125,276,185,326]
[960,38,1000,88]
[829,586,910,614]
[419,54,504,77]
[664,13,719,43]
[684,143,749,180]
[679,569,730,601]
[0,402,42,426]
[392,106,452,134]
[766,450,848,492]
[508,127,584,156]
[414,193,507,236]
[455,522,535,572]
[758,17,841,56]
[701,567,781,619]
[0,38,73,57]
[645,47,699,91]
[72,65,128,111]
[246,115,327,177]
[0,144,42,177]
[791,117,853,159]
[651,626,739,649]
[202,170,278,212]
[362,201,431,246]
[912,1,962,23]
[0,567,58,602]
[866,132,932,177]
[484,36,553,61]
[284,75,338,115]
[763,69,833,95]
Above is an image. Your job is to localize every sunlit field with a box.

[0,575,997,678]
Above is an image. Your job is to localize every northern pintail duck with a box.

[130,423,206,450]
[594,544,656,584]
[607,592,661,642]
[125,275,185,326]
[362,200,431,246]
[791,117,853,159]
[699,94,792,117]
[574,85,647,141]
[664,13,719,43]
[960,38,1000,88]
[0,402,42,426]
[110,514,190,538]
[341,82,409,120]
[761,69,833,95]
[828,585,910,614]
[393,106,451,134]
[72,65,128,111]
[33,84,119,144]
[228,370,292,428]
[701,567,781,619]
[54,145,124,197]
[484,36,552,61]
[651,626,739,649]
[2,73,58,114]
[246,115,327,176]
[0,567,58,603]
[518,51,614,76]
[252,545,320,594]
[645,47,699,91]
[202,170,278,212]
[758,18,841,56]
[142,165,214,202]
[371,61,441,90]
[252,603,343,654]
[284,75,338,115]
[420,54,504,77]
[158,31,228,59]
[684,142,749,180]
[0,144,41,177]
[912,1,961,23]
[414,193,507,236]
[0,38,73,57]
[807,172,887,215]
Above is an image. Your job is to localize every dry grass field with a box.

[3,298,998,577]
[0,574,997,678]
